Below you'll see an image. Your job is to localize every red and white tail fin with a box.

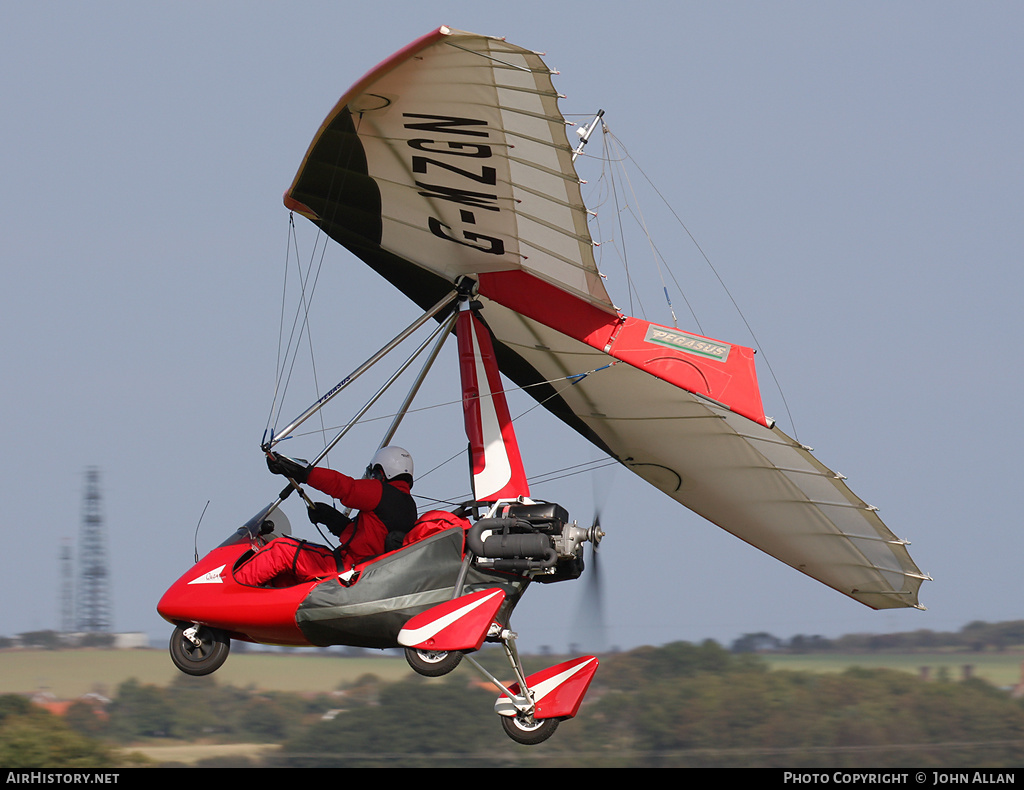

[457,306,530,502]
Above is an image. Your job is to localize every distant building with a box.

[111,632,149,649]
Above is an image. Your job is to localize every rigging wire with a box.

[580,128,701,332]
[604,137,641,319]
[279,363,619,445]
[265,215,333,453]
[604,130,679,328]
[266,109,370,460]
[587,121,799,440]
[264,216,296,439]
[267,351,621,510]
[399,364,623,509]
[412,455,622,514]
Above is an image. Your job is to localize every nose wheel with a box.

[169,624,230,676]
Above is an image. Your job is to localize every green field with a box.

[3,648,1023,700]
[766,651,1024,688]
[0,648,415,699]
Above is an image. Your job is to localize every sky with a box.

[2,2,1021,657]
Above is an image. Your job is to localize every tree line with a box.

[3,636,1024,768]
[730,619,1024,654]
[9,619,1024,655]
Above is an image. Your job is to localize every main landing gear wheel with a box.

[404,647,463,677]
[169,624,230,676]
[500,713,560,745]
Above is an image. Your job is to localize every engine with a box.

[467,501,600,584]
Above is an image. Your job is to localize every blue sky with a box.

[2,2,1021,655]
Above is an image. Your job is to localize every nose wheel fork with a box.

[169,624,231,676]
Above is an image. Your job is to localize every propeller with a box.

[570,499,609,654]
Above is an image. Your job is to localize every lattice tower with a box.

[59,538,75,633]
[76,467,112,632]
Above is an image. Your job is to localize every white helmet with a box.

[369,446,414,482]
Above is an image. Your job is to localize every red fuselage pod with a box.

[157,542,314,646]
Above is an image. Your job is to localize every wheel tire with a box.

[500,713,560,745]
[169,625,230,676]
[404,647,463,677]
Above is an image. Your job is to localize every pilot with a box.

[234,446,417,587]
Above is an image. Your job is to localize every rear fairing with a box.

[297,528,528,648]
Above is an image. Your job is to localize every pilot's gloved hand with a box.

[266,452,311,484]
[308,502,352,537]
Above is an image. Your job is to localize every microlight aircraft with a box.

[157,26,929,745]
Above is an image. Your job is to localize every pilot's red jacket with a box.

[235,468,415,587]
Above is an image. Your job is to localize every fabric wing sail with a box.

[283,26,929,610]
